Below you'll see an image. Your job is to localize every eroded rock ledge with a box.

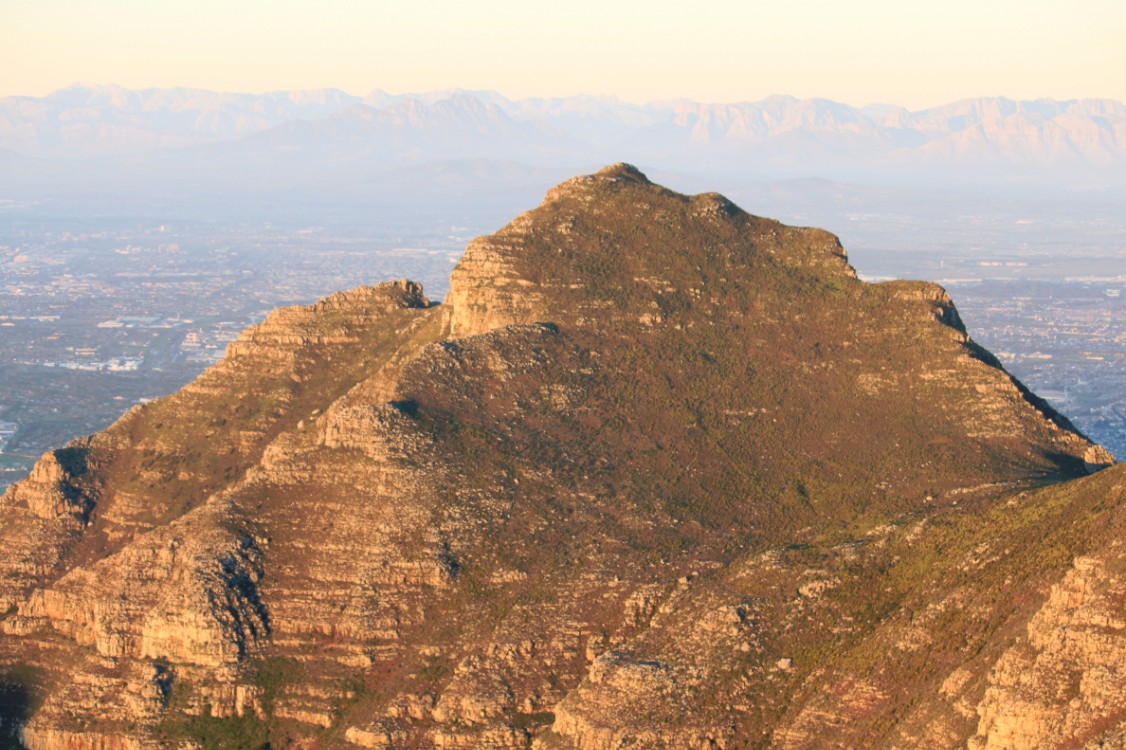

[0,165,1119,750]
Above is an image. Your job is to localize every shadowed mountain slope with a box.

[0,165,1120,750]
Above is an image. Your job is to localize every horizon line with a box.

[5,83,1126,113]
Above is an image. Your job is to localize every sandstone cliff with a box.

[0,165,1119,749]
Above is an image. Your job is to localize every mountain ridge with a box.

[0,165,1121,749]
[3,88,1125,187]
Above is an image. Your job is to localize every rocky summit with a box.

[0,164,1122,750]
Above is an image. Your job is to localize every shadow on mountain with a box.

[0,677,31,750]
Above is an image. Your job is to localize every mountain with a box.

[0,84,362,158]
[189,94,576,167]
[0,165,1121,749]
[5,87,1125,230]
[3,87,1125,190]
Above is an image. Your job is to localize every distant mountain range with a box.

[3,85,1125,190]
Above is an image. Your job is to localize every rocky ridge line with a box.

[0,165,1120,750]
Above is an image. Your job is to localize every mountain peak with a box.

[593,161,651,183]
[448,163,852,338]
[0,168,1119,750]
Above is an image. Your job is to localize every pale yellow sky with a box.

[3,0,1124,106]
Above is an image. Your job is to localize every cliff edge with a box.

[0,165,1119,750]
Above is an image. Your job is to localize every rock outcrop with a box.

[971,546,1126,749]
[0,165,1119,749]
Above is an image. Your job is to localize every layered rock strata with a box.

[0,165,1120,749]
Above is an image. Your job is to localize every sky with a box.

[3,0,1125,107]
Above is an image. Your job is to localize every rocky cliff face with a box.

[970,544,1126,750]
[0,165,1120,749]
